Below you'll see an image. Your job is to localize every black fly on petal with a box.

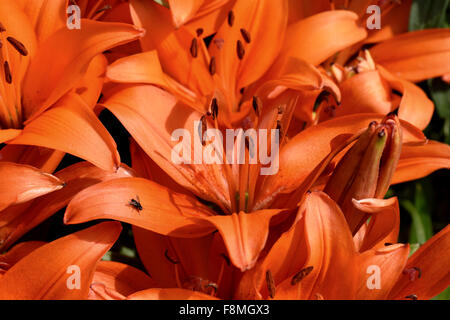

[128,195,143,213]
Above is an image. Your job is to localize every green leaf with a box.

[409,0,450,31]
[401,183,433,244]
[408,243,421,257]
[433,286,450,300]
[429,78,450,119]
[154,0,170,8]
[428,78,450,143]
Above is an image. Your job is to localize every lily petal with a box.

[209,0,288,105]
[0,129,22,144]
[17,0,67,44]
[74,54,108,108]
[0,241,46,275]
[276,192,358,300]
[106,51,198,107]
[133,227,179,288]
[0,162,63,211]
[388,225,450,300]
[0,221,122,300]
[64,177,215,237]
[168,0,205,28]
[23,19,144,120]
[352,197,400,251]
[10,93,121,172]
[89,261,156,300]
[130,0,213,97]
[356,244,410,299]
[254,114,425,210]
[371,29,450,82]
[378,66,434,130]
[204,209,283,272]
[332,70,393,118]
[0,162,134,251]
[283,10,367,66]
[392,140,450,185]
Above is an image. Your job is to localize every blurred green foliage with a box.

[401,0,450,300]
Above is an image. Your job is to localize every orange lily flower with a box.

[283,1,449,131]
[66,0,355,272]
[80,192,449,300]
[63,110,449,275]
[0,0,143,172]
[0,221,121,299]
[59,0,448,293]
[234,192,450,300]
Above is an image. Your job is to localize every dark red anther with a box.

[209,56,216,75]
[236,40,245,60]
[228,11,235,27]
[291,266,314,285]
[240,28,251,43]
[190,38,198,58]
[266,270,276,299]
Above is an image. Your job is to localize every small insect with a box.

[128,195,143,212]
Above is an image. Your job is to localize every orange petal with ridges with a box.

[130,0,213,97]
[392,140,450,185]
[352,197,400,251]
[332,70,393,118]
[89,261,156,300]
[378,66,434,130]
[209,0,288,104]
[64,177,215,237]
[0,162,134,251]
[371,29,450,82]
[168,0,205,28]
[16,0,67,44]
[0,129,22,144]
[184,0,234,37]
[106,51,198,108]
[356,244,410,299]
[205,209,283,272]
[0,222,122,300]
[10,93,121,172]
[388,225,450,300]
[23,19,144,120]
[276,192,358,300]
[283,10,367,66]
[133,227,179,288]
[74,54,108,108]
[0,162,64,211]
[0,241,46,275]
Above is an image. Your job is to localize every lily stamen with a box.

[266,270,276,299]
[209,56,216,76]
[164,248,180,264]
[190,38,198,58]
[236,40,245,60]
[291,266,314,285]
[227,11,235,27]
[252,96,262,117]
[3,61,11,84]
[240,28,251,43]
[196,28,204,37]
[210,97,218,120]
[6,37,27,56]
